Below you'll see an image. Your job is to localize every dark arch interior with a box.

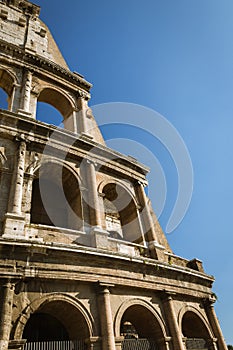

[103,183,142,244]
[182,311,210,338]
[182,311,210,349]
[31,163,83,230]
[23,300,90,342]
[23,313,69,342]
[121,305,163,340]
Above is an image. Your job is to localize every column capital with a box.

[2,280,15,291]
[77,91,90,100]
[15,134,28,145]
[137,180,148,187]
[86,159,98,168]
[98,282,115,294]
[203,294,217,307]
[160,290,177,302]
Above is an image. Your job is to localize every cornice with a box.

[0,110,149,179]
[0,39,92,93]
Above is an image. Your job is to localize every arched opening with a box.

[0,88,8,110]
[23,313,69,342]
[120,304,164,350]
[37,88,73,128]
[36,101,64,127]
[23,300,90,348]
[0,68,15,110]
[31,162,83,231]
[182,311,211,349]
[102,183,143,244]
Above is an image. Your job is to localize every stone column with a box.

[85,159,102,228]
[11,139,26,215]
[157,337,172,350]
[98,285,116,350]
[85,337,102,350]
[3,138,26,237]
[206,338,218,350]
[20,70,32,114]
[162,294,185,350]
[136,206,147,247]
[136,182,158,240]
[136,182,165,259]
[77,96,88,134]
[10,83,21,113]
[8,84,16,112]
[205,300,228,350]
[0,281,15,350]
[83,159,109,248]
[23,173,34,224]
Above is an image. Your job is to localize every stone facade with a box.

[0,1,228,350]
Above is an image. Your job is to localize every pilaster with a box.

[18,70,33,116]
[161,293,185,350]
[204,298,228,350]
[3,137,26,238]
[84,159,102,228]
[77,96,89,135]
[0,280,15,350]
[97,283,116,350]
[136,181,165,260]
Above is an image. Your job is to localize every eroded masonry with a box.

[0,1,228,350]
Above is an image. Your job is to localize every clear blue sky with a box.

[4,0,233,344]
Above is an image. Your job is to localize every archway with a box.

[182,311,212,349]
[37,87,74,126]
[23,300,90,341]
[22,298,91,350]
[0,88,8,109]
[117,302,167,350]
[36,101,64,127]
[31,162,83,231]
[23,313,69,342]
[102,182,143,244]
[0,68,15,110]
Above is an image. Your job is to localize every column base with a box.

[3,213,25,239]
[91,227,109,249]
[85,336,102,350]
[148,240,166,261]
[17,109,32,118]
[115,336,124,350]
[0,340,8,350]
[80,132,94,140]
[8,339,26,350]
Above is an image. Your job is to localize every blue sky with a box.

[2,0,233,344]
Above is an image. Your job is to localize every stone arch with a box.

[37,86,75,120]
[98,180,143,244]
[178,305,213,337]
[33,158,83,186]
[179,305,214,349]
[30,159,84,230]
[13,293,95,341]
[0,66,17,110]
[98,179,138,205]
[115,298,168,343]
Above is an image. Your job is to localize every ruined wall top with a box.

[0,0,40,17]
[0,0,69,69]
